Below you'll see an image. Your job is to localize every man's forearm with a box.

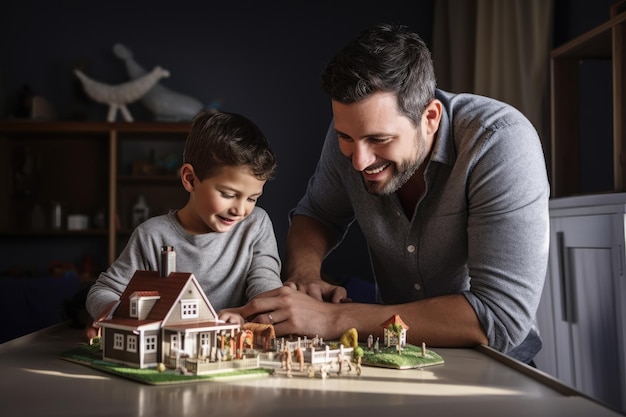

[283,215,337,282]
[333,294,488,348]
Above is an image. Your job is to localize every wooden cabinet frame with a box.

[0,121,190,268]
[551,4,626,197]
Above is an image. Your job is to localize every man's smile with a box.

[364,162,391,175]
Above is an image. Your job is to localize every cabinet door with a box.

[550,214,623,409]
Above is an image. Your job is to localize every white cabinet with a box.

[535,193,626,413]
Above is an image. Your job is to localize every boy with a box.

[85,109,282,337]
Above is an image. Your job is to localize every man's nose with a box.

[351,142,375,171]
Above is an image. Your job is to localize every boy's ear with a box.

[180,163,196,191]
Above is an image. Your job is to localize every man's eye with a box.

[370,137,389,144]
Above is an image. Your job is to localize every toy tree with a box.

[340,328,359,348]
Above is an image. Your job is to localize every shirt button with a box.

[407,244,416,253]
[414,283,422,291]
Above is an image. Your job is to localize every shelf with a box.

[0,229,108,236]
[117,175,181,183]
[0,120,191,134]
[0,120,190,270]
[551,7,626,197]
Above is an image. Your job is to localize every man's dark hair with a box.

[321,23,436,125]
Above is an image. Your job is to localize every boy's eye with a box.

[221,192,235,199]
[247,197,257,203]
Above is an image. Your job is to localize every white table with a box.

[0,324,623,417]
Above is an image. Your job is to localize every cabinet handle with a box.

[556,231,577,324]
[617,243,624,277]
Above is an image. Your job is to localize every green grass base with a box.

[59,345,273,385]
[360,343,444,369]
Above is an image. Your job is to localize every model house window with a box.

[130,300,138,318]
[171,334,179,354]
[181,300,199,319]
[145,336,157,353]
[200,332,210,347]
[114,333,124,350]
[127,335,137,352]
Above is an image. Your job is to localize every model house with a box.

[97,270,248,373]
[381,314,409,348]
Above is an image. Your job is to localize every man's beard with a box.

[363,156,421,196]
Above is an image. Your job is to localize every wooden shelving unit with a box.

[551,2,626,197]
[0,121,190,271]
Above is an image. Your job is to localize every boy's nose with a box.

[231,200,246,216]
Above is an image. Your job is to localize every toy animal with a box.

[74,66,170,122]
[113,43,204,121]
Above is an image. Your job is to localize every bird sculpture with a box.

[74,66,170,122]
[113,43,204,121]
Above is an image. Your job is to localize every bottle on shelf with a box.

[131,194,150,228]
[50,201,63,230]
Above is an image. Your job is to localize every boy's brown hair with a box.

[183,109,277,181]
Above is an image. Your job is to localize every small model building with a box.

[97,270,254,374]
[381,314,409,347]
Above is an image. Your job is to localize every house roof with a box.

[101,270,218,327]
[131,290,160,298]
[380,314,409,329]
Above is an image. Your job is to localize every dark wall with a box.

[0,1,435,281]
[0,0,620,281]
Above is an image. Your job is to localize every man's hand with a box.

[238,286,344,340]
[283,275,349,303]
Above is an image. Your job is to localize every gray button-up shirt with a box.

[293,89,550,361]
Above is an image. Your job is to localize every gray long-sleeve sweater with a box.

[86,208,282,319]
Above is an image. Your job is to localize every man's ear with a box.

[422,99,442,136]
[180,163,196,191]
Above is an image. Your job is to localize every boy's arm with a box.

[243,211,282,301]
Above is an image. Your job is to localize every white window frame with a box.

[130,300,138,318]
[113,333,124,350]
[145,335,157,353]
[180,300,199,319]
[171,334,178,352]
[127,335,137,352]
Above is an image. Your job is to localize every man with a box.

[241,23,549,363]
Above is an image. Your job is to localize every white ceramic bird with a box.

[113,43,204,121]
[74,66,170,122]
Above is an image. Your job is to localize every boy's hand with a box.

[82,300,118,342]
[217,308,246,325]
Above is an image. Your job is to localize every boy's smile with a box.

[178,165,266,234]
